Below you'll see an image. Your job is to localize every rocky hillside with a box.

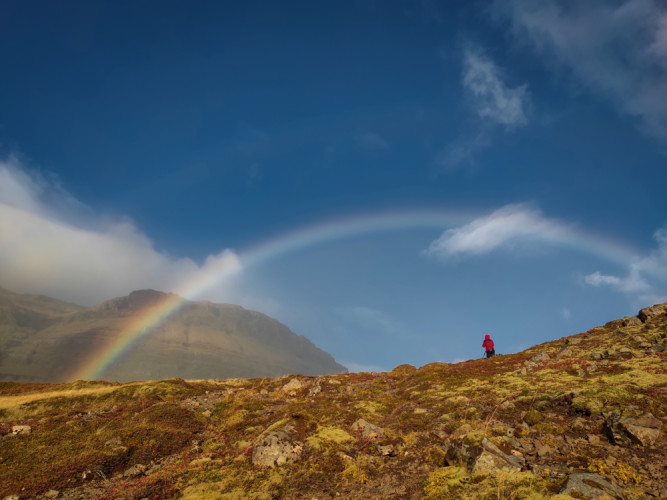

[0,304,665,499]
[0,287,346,382]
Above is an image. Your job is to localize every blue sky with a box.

[1,0,666,372]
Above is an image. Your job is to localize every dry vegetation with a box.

[1,306,665,499]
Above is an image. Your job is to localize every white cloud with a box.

[584,226,667,303]
[584,265,650,294]
[0,160,242,306]
[463,49,529,127]
[496,0,667,139]
[437,49,529,171]
[424,204,571,258]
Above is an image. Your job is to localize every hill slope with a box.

[0,288,346,382]
[0,303,664,499]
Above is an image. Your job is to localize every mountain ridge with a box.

[0,286,347,382]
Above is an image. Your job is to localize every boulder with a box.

[622,316,642,327]
[281,378,308,396]
[559,472,623,499]
[566,337,582,345]
[447,437,524,476]
[11,425,31,436]
[351,418,385,439]
[252,430,304,467]
[604,410,662,446]
[530,352,550,363]
[556,346,573,358]
[638,304,667,323]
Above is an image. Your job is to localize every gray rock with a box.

[566,337,583,345]
[351,418,385,439]
[560,472,623,499]
[556,346,573,358]
[604,410,662,446]
[252,431,303,467]
[622,316,642,327]
[530,352,550,363]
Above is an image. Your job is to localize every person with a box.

[482,334,495,358]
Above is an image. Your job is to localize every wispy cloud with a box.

[0,159,242,306]
[437,49,529,171]
[424,204,570,258]
[584,225,667,303]
[495,0,667,140]
[462,49,529,127]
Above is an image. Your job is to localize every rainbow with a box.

[70,208,649,381]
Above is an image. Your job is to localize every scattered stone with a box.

[633,335,649,344]
[586,434,601,445]
[105,437,123,448]
[618,346,633,358]
[604,410,662,446]
[3,496,20,500]
[535,443,555,458]
[281,378,308,396]
[566,337,582,345]
[44,489,60,498]
[648,345,666,353]
[454,438,524,476]
[500,400,515,410]
[556,346,573,358]
[604,348,617,358]
[123,464,147,478]
[202,410,212,418]
[590,352,603,360]
[560,472,624,499]
[351,418,385,439]
[451,424,473,439]
[530,352,550,363]
[377,444,397,456]
[413,408,428,414]
[11,425,31,435]
[252,430,304,467]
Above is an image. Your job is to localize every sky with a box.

[1,0,666,373]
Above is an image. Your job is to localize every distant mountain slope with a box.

[0,287,347,382]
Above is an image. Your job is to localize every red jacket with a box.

[482,339,494,351]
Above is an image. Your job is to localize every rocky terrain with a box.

[0,303,665,499]
[0,287,346,382]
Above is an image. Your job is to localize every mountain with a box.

[0,303,664,499]
[0,287,347,382]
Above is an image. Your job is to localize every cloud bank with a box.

[0,159,241,306]
[496,0,667,140]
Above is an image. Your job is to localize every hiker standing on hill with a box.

[482,334,495,358]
